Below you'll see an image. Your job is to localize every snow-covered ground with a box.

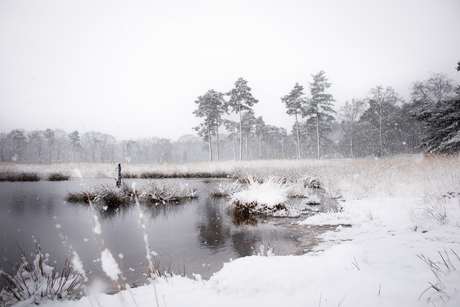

[4,155,460,307]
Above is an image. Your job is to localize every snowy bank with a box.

[11,194,459,307]
[5,155,460,307]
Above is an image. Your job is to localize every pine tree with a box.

[303,71,336,159]
[281,83,305,158]
[241,110,257,159]
[254,116,266,158]
[415,97,460,154]
[410,72,459,154]
[226,78,258,160]
[193,89,226,161]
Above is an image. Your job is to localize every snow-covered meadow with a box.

[2,154,460,307]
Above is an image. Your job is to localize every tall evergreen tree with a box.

[226,78,258,160]
[241,110,257,160]
[304,71,336,159]
[281,83,305,158]
[193,89,226,161]
[223,119,239,160]
[414,97,460,154]
[254,116,266,158]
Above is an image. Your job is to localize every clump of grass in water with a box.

[229,176,289,217]
[0,241,82,306]
[210,181,244,197]
[47,172,71,181]
[65,180,198,208]
[139,170,230,179]
[0,172,41,182]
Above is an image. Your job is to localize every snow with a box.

[5,156,460,307]
[229,176,288,209]
[100,249,121,282]
[21,194,459,307]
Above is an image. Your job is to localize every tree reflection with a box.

[196,197,230,251]
[230,231,262,257]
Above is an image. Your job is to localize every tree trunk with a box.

[207,116,212,161]
[233,129,236,160]
[258,136,262,158]
[216,121,220,162]
[379,103,383,157]
[239,105,243,160]
[281,137,285,159]
[295,113,301,158]
[245,134,249,160]
[316,113,320,159]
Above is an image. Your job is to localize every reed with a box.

[47,172,71,181]
[0,241,81,306]
[65,180,198,208]
[0,172,41,182]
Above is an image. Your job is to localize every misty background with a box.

[1,0,459,163]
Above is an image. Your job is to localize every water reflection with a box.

[0,178,336,288]
[196,197,230,252]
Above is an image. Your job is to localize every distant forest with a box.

[2,70,459,164]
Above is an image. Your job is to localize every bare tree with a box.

[339,99,366,158]
[361,86,402,157]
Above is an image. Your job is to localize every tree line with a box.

[0,129,208,164]
[193,68,460,161]
[2,66,459,164]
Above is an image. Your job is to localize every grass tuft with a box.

[47,172,71,181]
[65,180,198,208]
[0,172,41,182]
[0,241,82,306]
[418,249,460,305]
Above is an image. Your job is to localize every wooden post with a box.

[115,163,121,187]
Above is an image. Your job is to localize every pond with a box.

[0,178,336,291]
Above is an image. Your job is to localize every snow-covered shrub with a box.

[0,242,81,306]
[229,177,289,216]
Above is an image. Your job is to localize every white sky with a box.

[1,0,459,141]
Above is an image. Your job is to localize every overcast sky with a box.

[1,0,459,141]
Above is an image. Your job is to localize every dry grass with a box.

[0,241,81,306]
[2,154,459,199]
[0,171,41,182]
[47,172,71,181]
[418,249,460,304]
[65,180,198,207]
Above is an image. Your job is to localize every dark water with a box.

[0,178,335,291]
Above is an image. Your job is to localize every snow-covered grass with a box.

[65,180,198,207]
[0,241,81,306]
[3,154,460,307]
[229,176,289,217]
